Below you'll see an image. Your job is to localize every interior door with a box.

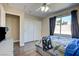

[6,14,20,42]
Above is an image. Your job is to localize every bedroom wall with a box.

[41,6,79,37]
[0,4,6,27]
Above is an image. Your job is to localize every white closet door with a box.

[33,21,41,41]
[24,20,41,43]
[24,21,28,42]
[24,21,34,42]
[28,22,34,42]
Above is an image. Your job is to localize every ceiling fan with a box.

[36,3,51,12]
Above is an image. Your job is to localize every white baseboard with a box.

[14,40,19,42]
[20,43,24,47]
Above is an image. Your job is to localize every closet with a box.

[24,18,41,43]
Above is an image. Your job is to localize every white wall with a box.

[24,14,42,43]
[41,6,79,37]
[41,18,49,37]
[0,4,6,27]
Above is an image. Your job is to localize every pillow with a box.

[42,36,53,51]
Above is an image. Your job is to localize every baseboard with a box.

[14,40,19,43]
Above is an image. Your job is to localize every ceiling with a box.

[6,3,78,18]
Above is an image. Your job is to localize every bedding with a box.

[35,36,79,56]
[65,39,79,56]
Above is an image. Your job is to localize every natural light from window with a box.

[54,15,71,35]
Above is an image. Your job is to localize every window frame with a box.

[54,15,71,37]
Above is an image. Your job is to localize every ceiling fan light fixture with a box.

[40,5,49,12]
[45,6,49,12]
[36,3,50,12]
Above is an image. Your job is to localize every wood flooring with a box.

[14,42,41,56]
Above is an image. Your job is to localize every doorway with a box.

[6,14,20,43]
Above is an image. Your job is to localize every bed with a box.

[35,36,79,56]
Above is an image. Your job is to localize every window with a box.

[54,15,71,35]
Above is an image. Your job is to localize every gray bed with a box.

[35,36,78,56]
